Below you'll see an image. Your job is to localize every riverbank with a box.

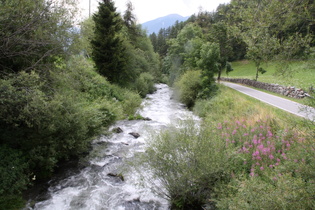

[140,84,315,209]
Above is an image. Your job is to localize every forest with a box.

[0,0,314,209]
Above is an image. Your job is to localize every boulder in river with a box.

[112,127,123,133]
[129,132,140,138]
[143,117,152,121]
[107,173,124,181]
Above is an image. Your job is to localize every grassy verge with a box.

[137,84,315,209]
[227,60,315,91]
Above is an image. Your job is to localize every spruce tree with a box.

[91,0,128,84]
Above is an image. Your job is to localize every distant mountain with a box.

[142,14,189,35]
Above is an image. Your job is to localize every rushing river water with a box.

[27,84,199,210]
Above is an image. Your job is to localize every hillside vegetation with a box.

[143,0,315,209]
[1,0,314,209]
[138,84,315,209]
[228,60,315,91]
[0,0,160,208]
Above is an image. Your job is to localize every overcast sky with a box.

[78,0,231,23]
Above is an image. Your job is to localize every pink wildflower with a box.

[217,123,222,129]
[260,166,264,171]
[269,154,274,160]
[250,172,255,177]
[232,130,237,135]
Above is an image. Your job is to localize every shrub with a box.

[137,121,232,209]
[174,70,202,108]
[0,146,29,195]
[134,72,155,97]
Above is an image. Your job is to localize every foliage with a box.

[174,70,202,108]
[0,0,77,75]
[0,55,142,181]
[70,17,95,57]
[137,121,232,209]
[228,0,315,80]
[208,21,234,79]
[0,195,26,210]
[134,72,156,98]
[197,42,220,98]
[0,146,29,195]
[91,0,129,85]
[164,23,204,84]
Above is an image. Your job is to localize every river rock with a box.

[112,127,123,133]
[107,173,124,181]
[129,132,140,138]
[143,117,152,121]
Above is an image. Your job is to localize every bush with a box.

[0,146,29,195]
[134,72,155,97]
[174,70,202,108]
[0,195,26,210]
[137,121,232,209]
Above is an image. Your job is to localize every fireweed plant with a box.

[214,119,303,178]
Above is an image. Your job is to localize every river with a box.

[26,84,199,210]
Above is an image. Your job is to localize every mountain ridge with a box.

[142,14,189,35]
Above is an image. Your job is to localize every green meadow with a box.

[227,60,315,92]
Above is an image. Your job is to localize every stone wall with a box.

[220,78,311,99]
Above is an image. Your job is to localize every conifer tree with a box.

[91,0,128,84]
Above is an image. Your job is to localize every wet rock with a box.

[96,141,107,145]
[129,132,140,138]
[143,117,152,121]
[112,127,123,133]
[107,173,124,181]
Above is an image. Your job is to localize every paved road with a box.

[221,81,315,121]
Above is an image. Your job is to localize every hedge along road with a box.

[221,81,315,122]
